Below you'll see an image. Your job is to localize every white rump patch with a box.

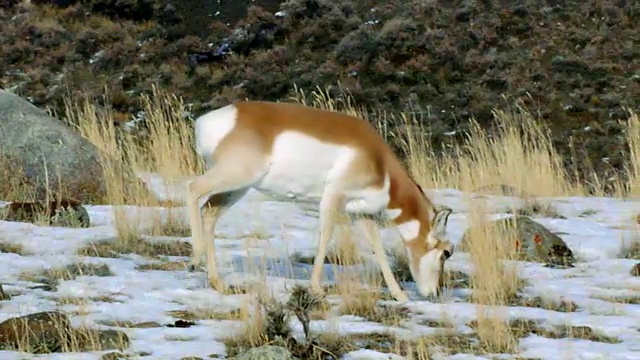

[194,104,238,166]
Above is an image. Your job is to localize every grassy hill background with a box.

[1,0,638,193]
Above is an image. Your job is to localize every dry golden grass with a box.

[76,237,192,259]
[619,234,640,259]
[224,283,595,359]
[591,293,640,305]
[291,86,590,198]
[325,221,366,266]
[135,259,189,271]
[507,198,565,219]
[146,208,191,237]
[286,85,636,355]
[60,85,202,253]
[135,86,205,180]
[0,240,25,255]
[291,87,640,200]
[18,262,114,291]
[0,155,33,202]
[623,110,640,197]
[40,86,198,262]
[51,295,123,306]
[334,273,409,327]
[290,219,364,267]
[458,198,525,353]
[0,314,130,354]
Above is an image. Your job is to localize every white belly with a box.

[254,131,348,201]
[253,131,391,215]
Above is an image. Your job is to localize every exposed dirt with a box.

[1,0,638,190]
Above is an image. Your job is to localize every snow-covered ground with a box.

[1,173,640,360]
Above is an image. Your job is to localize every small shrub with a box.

[18,263,114,291]
[76,239,191,259]
[507,198,565,219]
[619,236,640,259]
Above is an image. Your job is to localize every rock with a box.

[1,199,90,228]
[0,283,8,300]
[631,263,640,277]
[0,311,72,353]
[460,215,575,267]
[72,328,130,352]
[100,352,128,360]
[232,345,297,360]
[0,90,107,203]
[550,56,591,76]
[0,90,155,205]
[0,310,130,353]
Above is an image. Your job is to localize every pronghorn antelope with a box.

[186,100,454,302]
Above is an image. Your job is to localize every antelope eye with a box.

[442,250,451,259]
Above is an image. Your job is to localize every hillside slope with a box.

[1,0,638,189]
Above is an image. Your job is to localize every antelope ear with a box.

[432,207,452,235]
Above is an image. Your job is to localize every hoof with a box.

[309,283,325,297]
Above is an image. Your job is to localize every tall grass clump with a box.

[62,92,148,206]
[621,110,640,198]
[398,105,583,197]
[60,85,200,243]
[135,85,205,180]
[463,198,523,353]
[289,85,583,198]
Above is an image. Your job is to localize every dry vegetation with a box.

[619,234,640,259]
[57,85,203,258]
[2,2,638,357]
[18,262,114,292]
[1,0,637,192]
[1,84,639,357]
[0,240,25,255]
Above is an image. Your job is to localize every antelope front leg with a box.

[309,190,344,295]
[359,217,409,302]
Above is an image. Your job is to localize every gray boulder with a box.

[0,311,129,353]
[0,90,107,203]
[460,215,575,267]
